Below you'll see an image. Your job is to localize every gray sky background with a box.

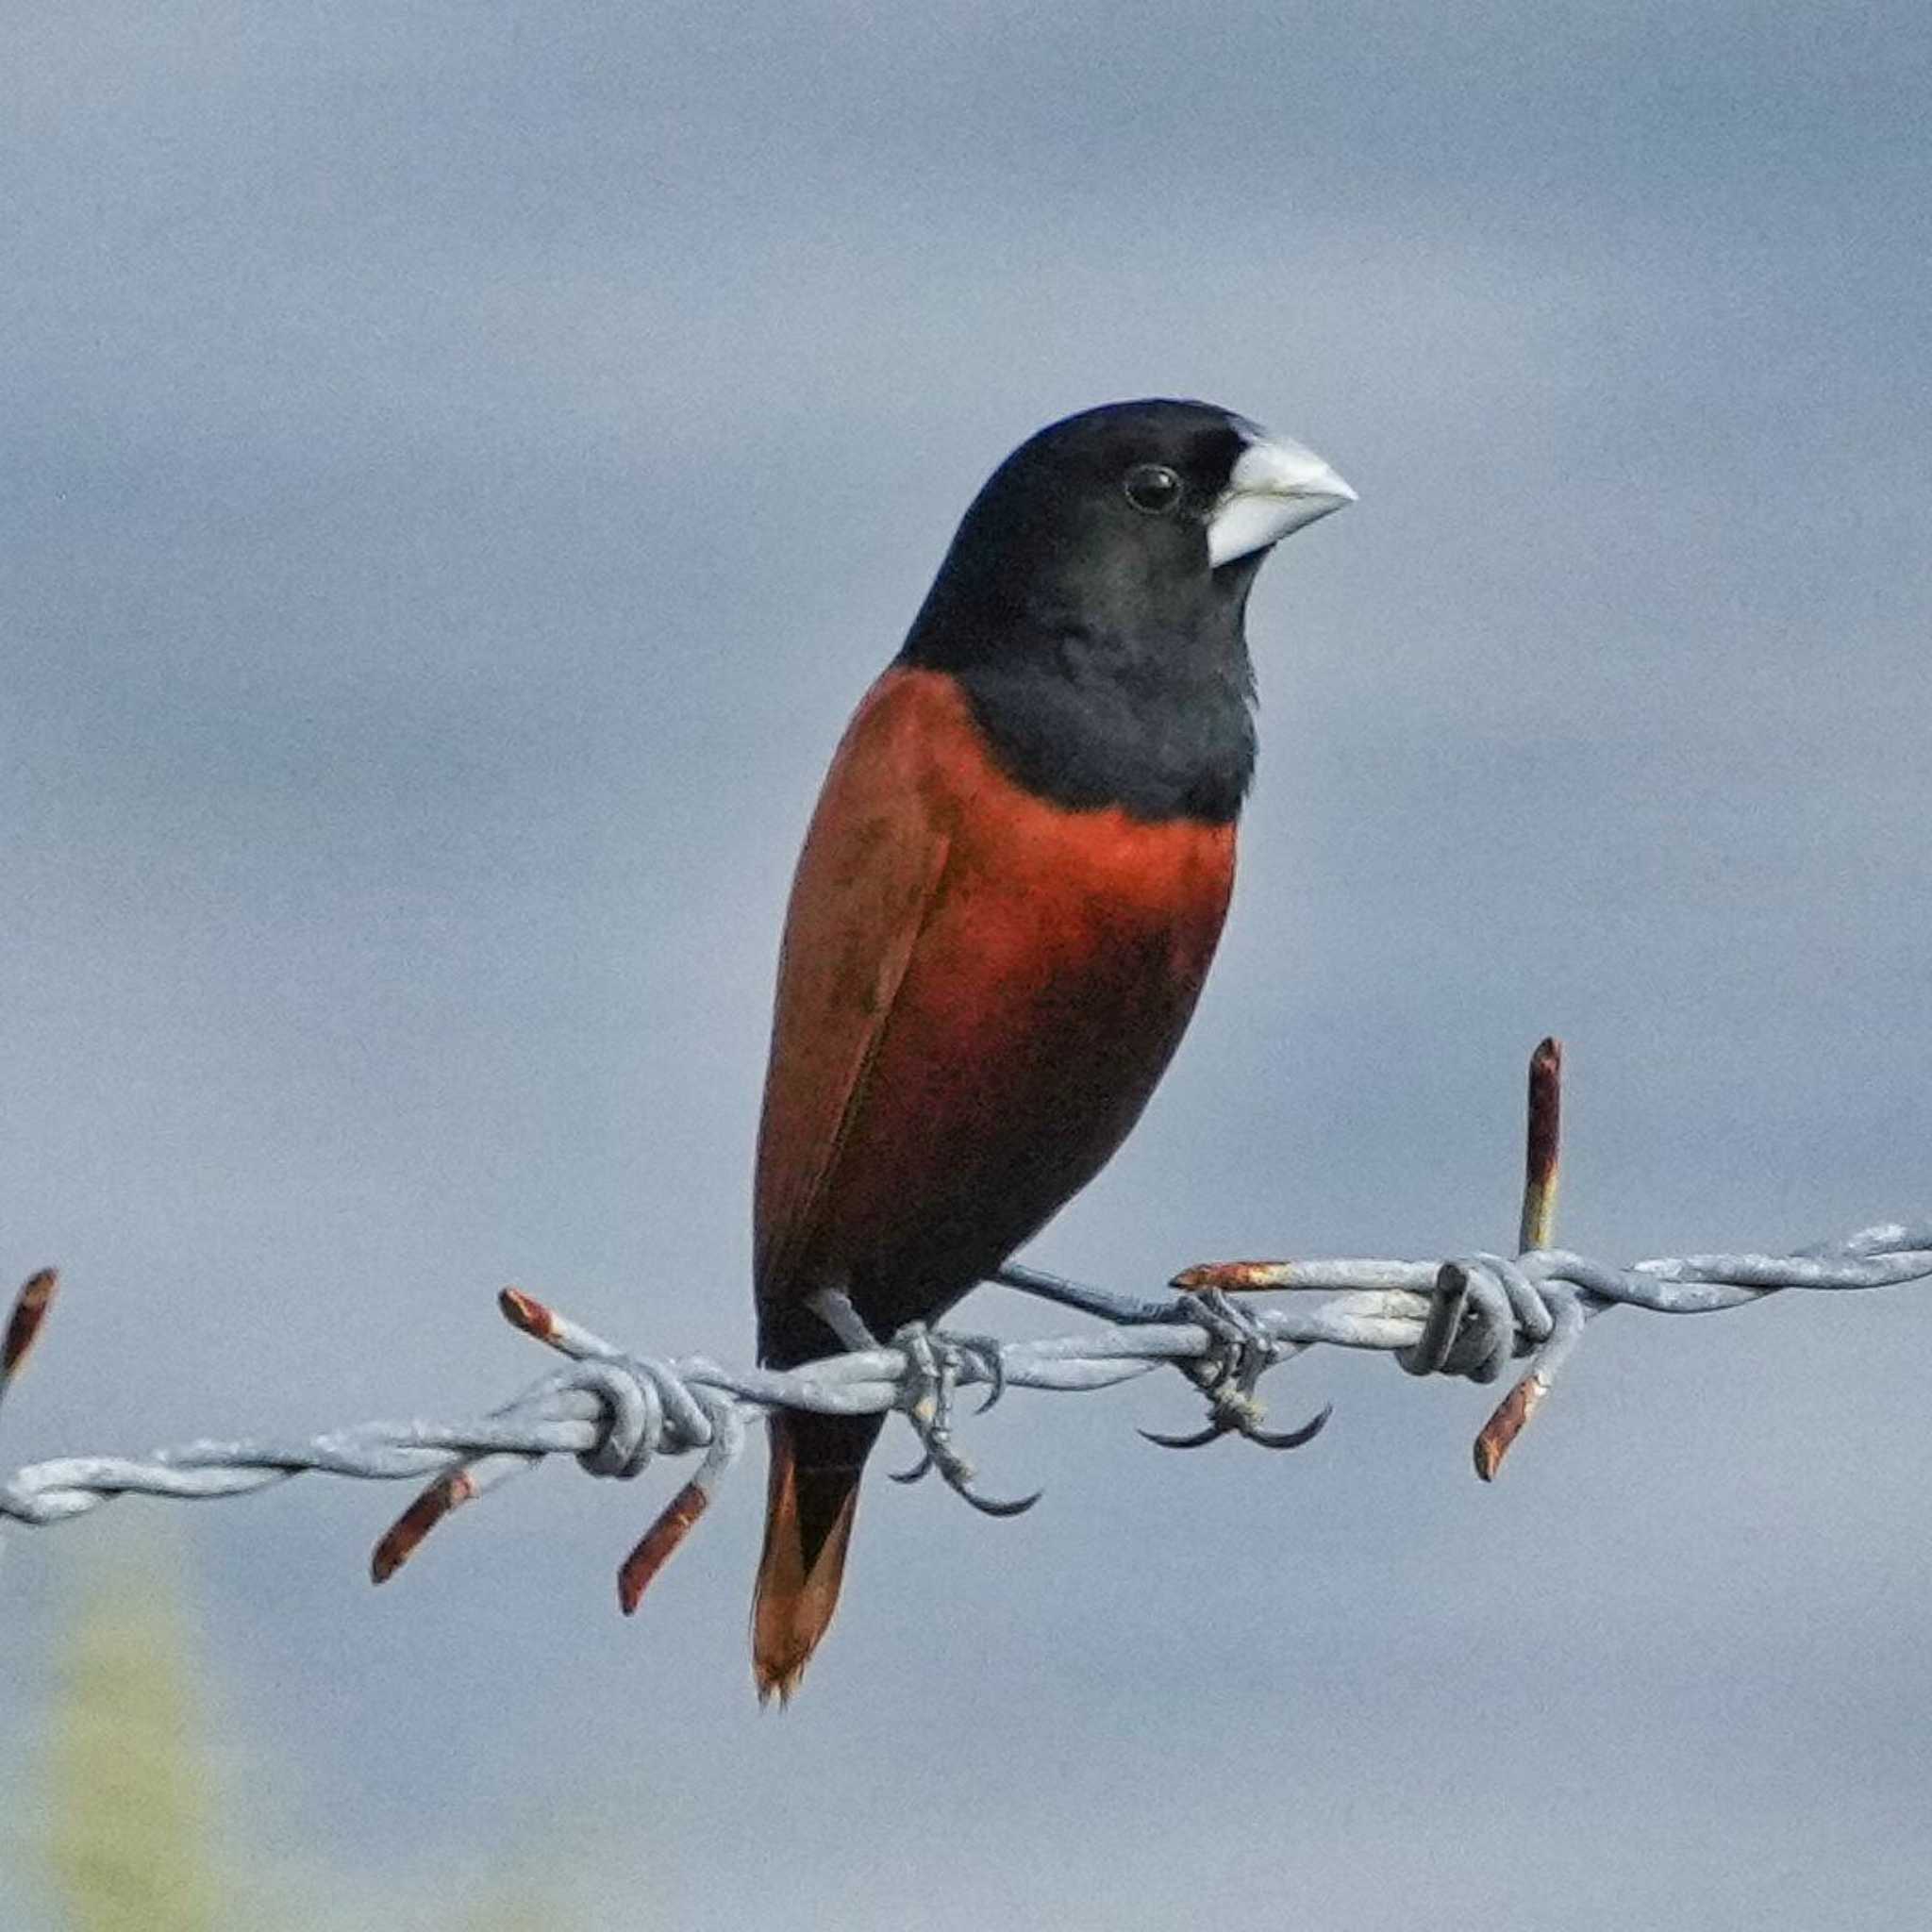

[5,5,1931,1926]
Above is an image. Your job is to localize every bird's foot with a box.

[1142,1287,1332,1451]
[888,1323,1039,1517]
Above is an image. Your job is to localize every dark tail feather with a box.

[751,1409,881,1704]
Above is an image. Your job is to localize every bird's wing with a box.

[753,670,955,1314]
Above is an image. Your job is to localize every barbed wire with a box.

[1,1041,1925,1609]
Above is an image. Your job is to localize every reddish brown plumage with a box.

[731,395,1354,1696]
[750,668,1235,1699]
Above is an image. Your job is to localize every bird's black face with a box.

[899,398,1353,823]
[989,404,1256,612]
[905,399,1353,661]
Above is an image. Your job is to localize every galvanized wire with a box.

[1,1221,1926,1593]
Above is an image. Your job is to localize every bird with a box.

[749,398,1353,1701]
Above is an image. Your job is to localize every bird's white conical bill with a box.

[1207,429,1356,568]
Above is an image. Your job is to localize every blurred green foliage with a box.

[42,1544,225,1932]
[34,1541,567,1932]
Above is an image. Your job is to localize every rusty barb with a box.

[0,1268,58,1419]
[4,1041,1930,1620]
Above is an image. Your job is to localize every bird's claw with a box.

[1139,1418,1229,1450]
[1141,1399,1333,1452]
[1241,1400,1333,1449]
[961,1332,1008,1415]
[1143,1288,1330,1452]
[888,1323,1039,1516]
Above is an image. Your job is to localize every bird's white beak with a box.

[1207,426,1356,568]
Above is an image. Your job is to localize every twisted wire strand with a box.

[2,1221,1926,1598]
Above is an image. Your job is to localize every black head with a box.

[899,399,1352,824]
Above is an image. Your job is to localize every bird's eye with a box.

[1122,463,1184,515]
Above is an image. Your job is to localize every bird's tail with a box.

[751,1408,880,1704]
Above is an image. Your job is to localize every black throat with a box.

[896,554,1262,824]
